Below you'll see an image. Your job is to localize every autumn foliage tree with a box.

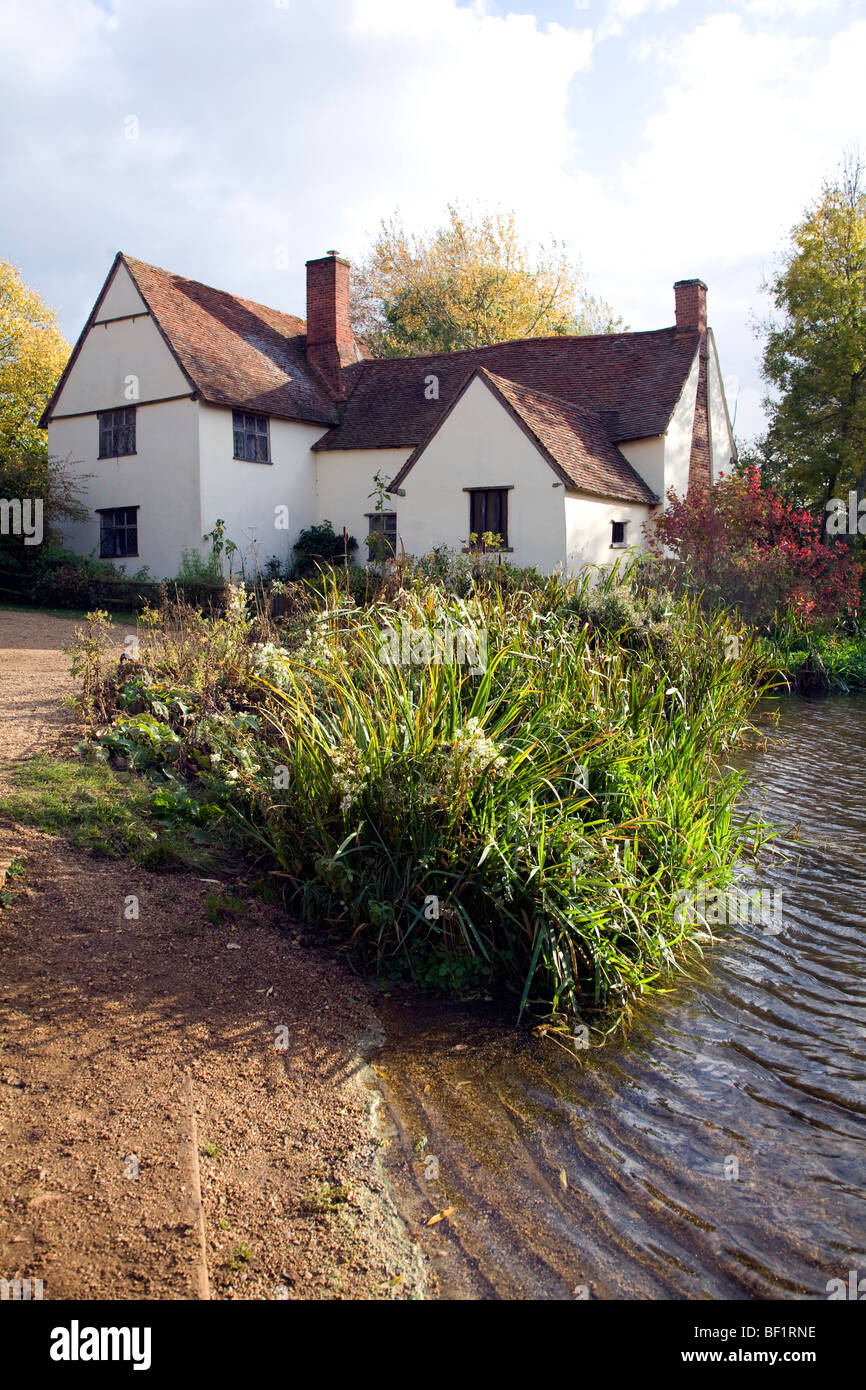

[0,260,84,591]
[0,259,69,456]
[350,204,622,357]
[646,468,861,628]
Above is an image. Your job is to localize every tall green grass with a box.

[228,569,763,1026]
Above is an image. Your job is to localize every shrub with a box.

[30,545,115,609]
[175,547,221,583]
[645,466,862,629]
[292,520,357,577]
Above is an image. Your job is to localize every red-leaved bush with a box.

[645,468,861,628]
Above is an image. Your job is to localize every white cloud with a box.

[0,0,863,445]
[739,0,860,17]
[598,0,680,43]
[0,0,593,329]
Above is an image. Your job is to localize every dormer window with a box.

[233,410,271,463]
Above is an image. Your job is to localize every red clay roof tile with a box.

[123,255,342,425]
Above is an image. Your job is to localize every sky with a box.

[1,0,864,443]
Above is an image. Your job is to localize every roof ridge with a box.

[479,368,607,422]
[351,323,688,371]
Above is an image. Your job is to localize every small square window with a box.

[611,520,627,546]
[98,506,139,558]
[232,411,270,463]
[98,407,136,458]
[366,511,397,558]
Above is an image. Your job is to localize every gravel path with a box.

[0,610,87,765]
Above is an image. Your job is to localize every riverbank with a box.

[760,624,866,694]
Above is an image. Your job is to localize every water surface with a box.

[374,695,866,1299]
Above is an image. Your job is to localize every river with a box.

[373,694,866,1299]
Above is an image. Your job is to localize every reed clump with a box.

[75,560,764,1029]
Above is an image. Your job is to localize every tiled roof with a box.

[313,326,700,451]
[482,371,657,503]
[42,255,698,512]
[121,256,347,424]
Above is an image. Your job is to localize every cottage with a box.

[41,252,736,578]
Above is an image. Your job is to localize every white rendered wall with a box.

[95,262,148,320]
[707,331,736,480]
[564,493,652,575]
[393,377,568,572]
[617,435,665,502]
[51,397,201,578]
[50,317,190,417]
[662,346,700,503]
[197,404,323,575]
[315,447,411,560]
[46,270,201,576]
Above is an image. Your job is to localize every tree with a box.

[760,156,866,531]
[0,259,69,456]
[0,443,90,587]
[350,204,622,357]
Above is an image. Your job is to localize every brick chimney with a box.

[305,251,355,398]
[674,278,707,332]
[674,279,711,494]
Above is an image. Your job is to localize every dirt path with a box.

[0,608,428,1300]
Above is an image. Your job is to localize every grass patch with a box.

[0,753,230,870]
[205,891,245,924]
[761,626,866,693]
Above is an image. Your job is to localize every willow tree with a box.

[350,204,622,357]
[761,157,866,527]
[0,259,69,456]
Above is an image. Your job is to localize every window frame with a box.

[365,510,397,559]
[97,505,139,559]
[97,406,137,459]
[611,520,628,548]
[463,486,512,550]
[232,410,271,464]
